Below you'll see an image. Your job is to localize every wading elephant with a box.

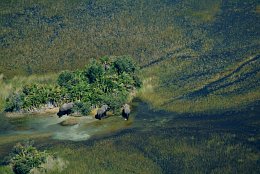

[122,104,130,120]
[95,104,109,120]
[57,102,74,117]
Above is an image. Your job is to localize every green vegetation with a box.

[139,54,260,113]
[0,166,13,174]
[0,96,259,174]
[0,73,58,112]
[4,141,49,174]
[4,56,141,115]
[0,1,259,174]
[1,0,259,114]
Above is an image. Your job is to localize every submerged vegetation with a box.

[4,56,141,115]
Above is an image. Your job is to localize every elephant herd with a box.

[57,103,131,120]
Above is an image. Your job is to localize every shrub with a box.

[72,101,91,115]
[101,93,128,113]
[5,93,24,112]
[57,71,75,88]
[6,141,48,174]
[85,61,104,83]
[113,56,137,74]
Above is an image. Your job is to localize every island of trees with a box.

[4,56,142,116]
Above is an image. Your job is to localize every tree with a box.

[85,61,104,83]
[113,56,137,74]
[57,70,75,88]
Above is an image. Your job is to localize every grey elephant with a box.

[95,104,109,120]
[57,102,74,117]
[122,104,130,120]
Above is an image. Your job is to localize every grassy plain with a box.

[1,0,259,113]
[0,1,259,173]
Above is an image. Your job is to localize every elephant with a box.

[95,104,109,120]
[57,102,74,117]
[122,104,130,120]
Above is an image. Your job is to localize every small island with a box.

[4,56,142,119]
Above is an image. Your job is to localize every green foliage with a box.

[72,101,91,115]
[85,61,104,83]
[0,166,13,174]
[100,93,128,113]
[113,56,137,74]
[133,75,142,88]
[57,71,75,88]
[0,0,259,113]
[5,93,24,112]
[6,141,48,174]
[5,56,141,114]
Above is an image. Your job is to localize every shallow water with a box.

[0,101,259,173]
[0,112,133,142]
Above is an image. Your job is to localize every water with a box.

[0,113,133,141]
[0,101,259,173]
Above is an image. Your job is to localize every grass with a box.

[0,1,259,174]
[45,129,259,174]
[0,73,58,111]
[49,142,162,174]
[138,51,260,113]
[0,101,259,174]
[1,0,259,113]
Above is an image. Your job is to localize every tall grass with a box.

[138,53,260,113]
[1,0,259,114]
[0,73,58,111]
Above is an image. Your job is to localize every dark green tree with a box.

[113,56,137,74]
[85,61,104,83]
[57,71,75,88]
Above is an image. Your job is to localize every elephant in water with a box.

[122,104,130,120]
[57,102,74,117]
[95,104,109,120]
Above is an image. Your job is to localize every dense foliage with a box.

[5,56,141,115]
[5,141,49,174]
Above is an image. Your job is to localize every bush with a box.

[113,56,137,74]
[101,93,128,113]
[5,93,24,112]
[6,141,48,174]
[57,71,75,88]
[72,101,91,115]
[85,61,104,83]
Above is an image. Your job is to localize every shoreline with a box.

[4,107,101,119]
[4,107,60,118]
